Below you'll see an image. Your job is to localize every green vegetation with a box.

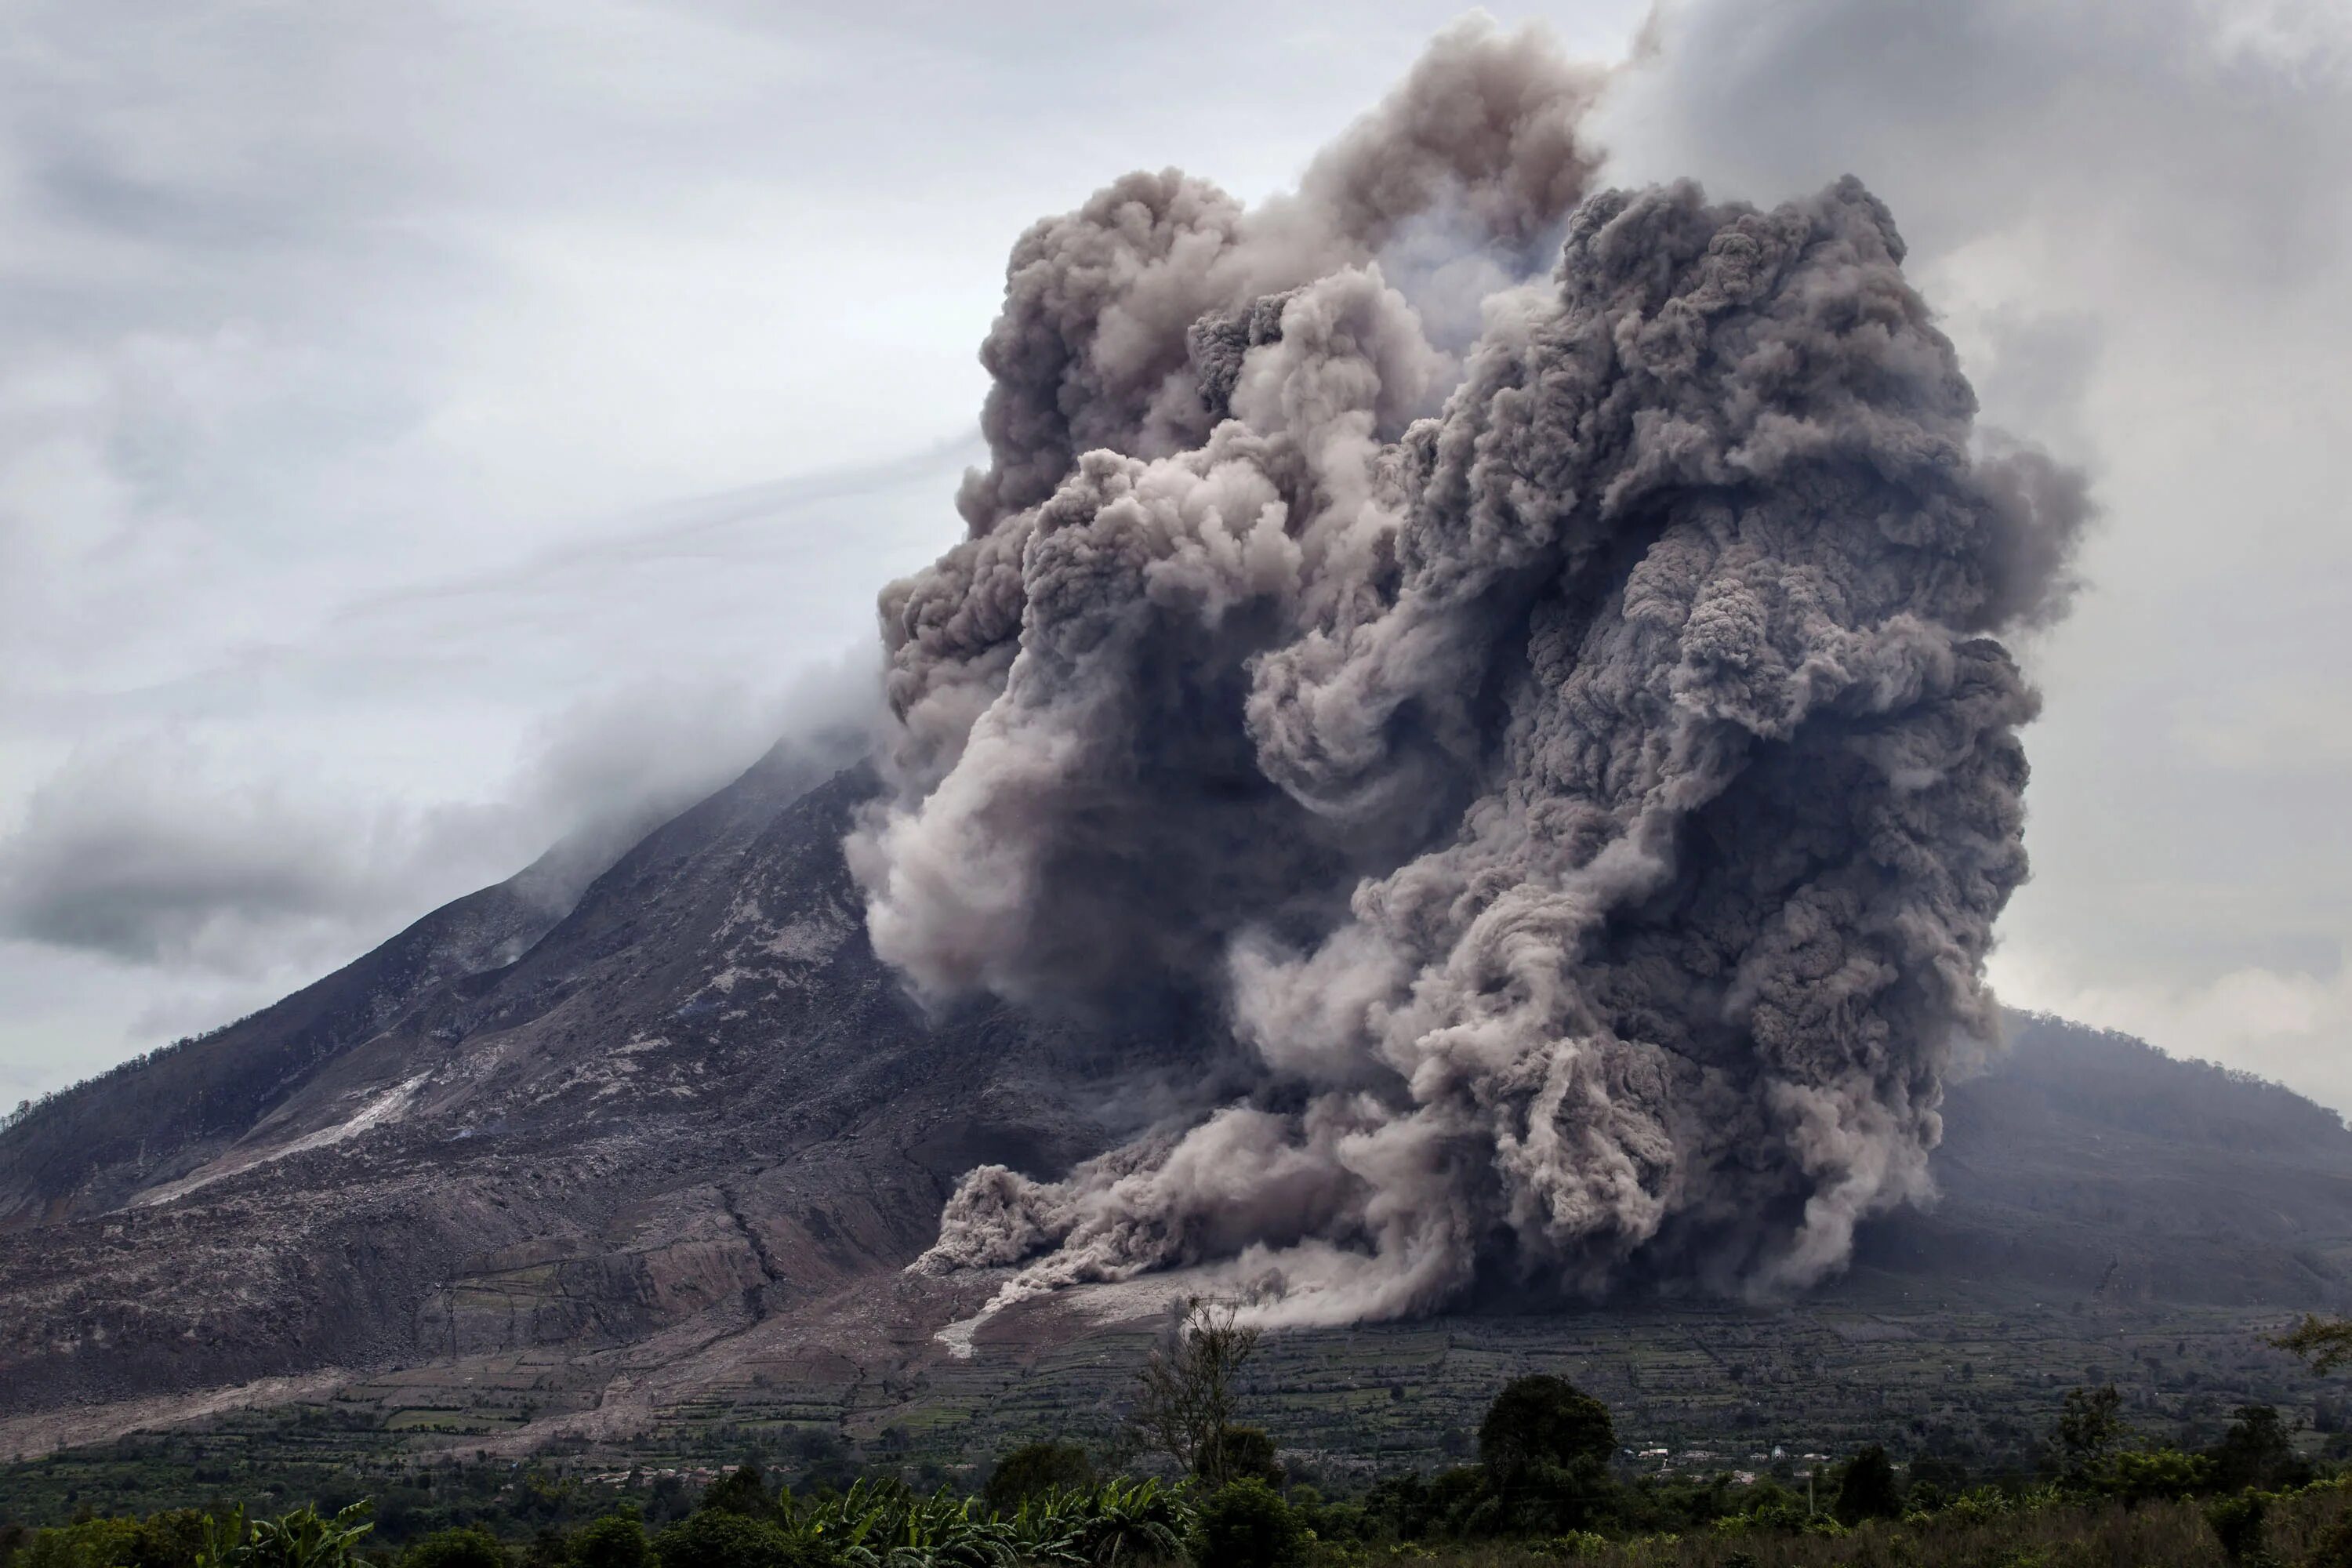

[1131,1299,1263,1489]
[1194,1479,1304,1568]
[9,1283,2335,1531]
[11,1419,2352,1567]
[562,1517,649,1568]
[14,1343,2352,1568]
[979,1446,1094,1517]
[2281,1316,2352,1377]
[18,1373,2352,1568]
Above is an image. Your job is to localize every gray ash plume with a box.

[846,17,2087,1325]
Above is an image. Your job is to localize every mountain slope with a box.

[1858,1014,2352,1306]
[0,749,1116,1413]
[1,750,2347,1427]
[0,876,560,1229]
[0,739,840,1229]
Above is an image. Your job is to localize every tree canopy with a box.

[982,1442,1094,1513]
[1476,1374,1617,1478]
[2274,1315,2352,1374]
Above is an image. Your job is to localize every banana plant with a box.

[198,1503,373,1568]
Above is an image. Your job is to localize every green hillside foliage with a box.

[13,1376,2352,1568]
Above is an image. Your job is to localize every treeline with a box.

[0,1014,258,1136]
[2002,1011,2352,1148]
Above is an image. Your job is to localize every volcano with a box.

[2,746,2348,1462]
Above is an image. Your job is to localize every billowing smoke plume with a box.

[848,18,2087,1325]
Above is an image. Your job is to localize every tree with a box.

[1833,1446,1903,1523]
[697,1465,771,1519]
[648,1513,804,1568]
[1477,1375,1616,1478]
[122,1510,209,1568]
[17,1509,211,1568]
[2108,1449,2214,1504]
[1192,1479,1306,1568]
[1474,1375,1619,1536]
[2273,1315,2352,1374]
[2055,1385,2126,1477]
[398,1528,507,1568]
[2209,1404,2310,1492]
[1200,1428,1283,1488]
[982,1441,1096,1513]
[566,1515,651,1568]
[1130,1297,1261,1486]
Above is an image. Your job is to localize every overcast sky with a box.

[3,0,2348,1112]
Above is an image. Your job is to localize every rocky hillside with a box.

[1,749,2347,1426]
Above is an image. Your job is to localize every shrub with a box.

[1193,1479,1306,1568]
[2310,1510,2352,1568]
[1280,1486,1370,1546]
[1428,1465,1495,1537]
[1490,1458,1616,1537]
[2206,1490,2270,1566]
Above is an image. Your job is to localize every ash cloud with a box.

[852,16,2088,1324]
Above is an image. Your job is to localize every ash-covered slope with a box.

[0,871,558,1229]
[0,749,1125,1414]
[1,746,2347,1425]
[0,740,853,1232]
